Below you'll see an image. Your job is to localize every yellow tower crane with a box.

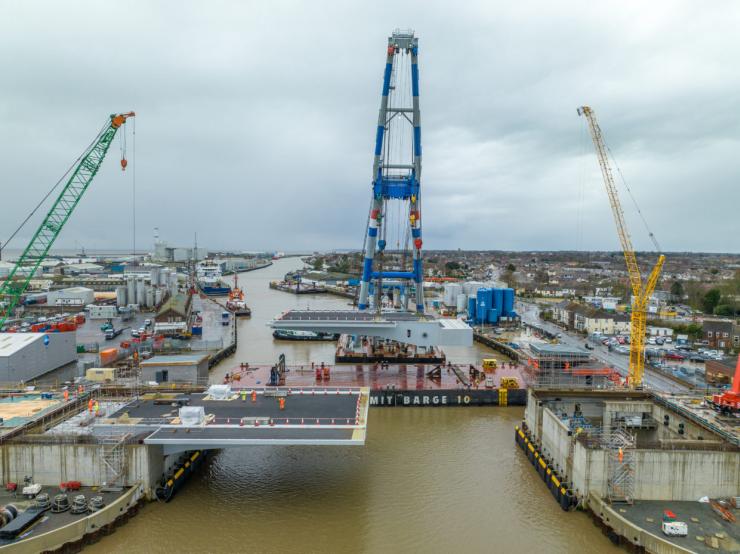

[577,106,665,388]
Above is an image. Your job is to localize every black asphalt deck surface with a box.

[111,392,359,421]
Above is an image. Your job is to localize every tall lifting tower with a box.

[358,29,424,313]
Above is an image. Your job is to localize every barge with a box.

[224,360,527,407]
[269,281,327,295]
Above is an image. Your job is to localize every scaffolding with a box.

[520,342,626,389]
[603,425,636,504]
[99,432,131,489]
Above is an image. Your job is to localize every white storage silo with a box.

[169,272,178,293]
[150,267,160,287]
[463,281,485,296]
[115,286,127,307]
[443,283,462,307]
[456,293,467,312]
[136,278,146,306]
[126,276,136,305]
[155,288,163,305]
[145,287,155,308]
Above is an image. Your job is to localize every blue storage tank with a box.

[503,288,515,316]
[467,297,476,320]
[493,288,504,314]
[487,308,499,324]
[476,288,493,324]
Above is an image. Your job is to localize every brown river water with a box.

[88,258,620,554]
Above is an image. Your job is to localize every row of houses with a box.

[552,301,631,335]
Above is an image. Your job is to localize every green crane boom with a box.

[0,112,135,328]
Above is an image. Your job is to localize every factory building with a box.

[140,353,209,383]
[0,332,77,381]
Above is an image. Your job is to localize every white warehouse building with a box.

[0,332,77,381]
[46,287,95,307]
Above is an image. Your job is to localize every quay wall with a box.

[540,408,571,476]
[0,443,163,498]
[530,424,740,503]
[633,449,740,501]
[523,390,740,503]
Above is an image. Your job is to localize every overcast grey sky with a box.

[1,0,738,254]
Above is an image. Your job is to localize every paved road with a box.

[517,301,689,393]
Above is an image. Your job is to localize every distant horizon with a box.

[2,246,740,259]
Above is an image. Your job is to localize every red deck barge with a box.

[224,362,528,407]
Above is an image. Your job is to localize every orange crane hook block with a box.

[111,111,135,171]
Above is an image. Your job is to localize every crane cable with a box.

[132,116,137,260]
[605,143,662,253]
[1,118,110,255]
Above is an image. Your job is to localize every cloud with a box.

[0,0,737,255]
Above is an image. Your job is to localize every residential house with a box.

[703,319,740,351]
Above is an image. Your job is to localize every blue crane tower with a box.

[357,29,424,314]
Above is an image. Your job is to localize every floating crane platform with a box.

[270,310,473,347]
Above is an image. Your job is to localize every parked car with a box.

[665,352,685,361]
[131,329,140,338]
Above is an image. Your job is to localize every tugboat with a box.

[225,273,251,317]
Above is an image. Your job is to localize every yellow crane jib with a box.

[577,105,664,388]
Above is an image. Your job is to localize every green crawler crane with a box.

[0,112,135,328]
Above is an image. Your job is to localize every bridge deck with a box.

[109,391,359,421]
[96,388,369,452]
[270,310,473,347]
[276,310,430,322]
